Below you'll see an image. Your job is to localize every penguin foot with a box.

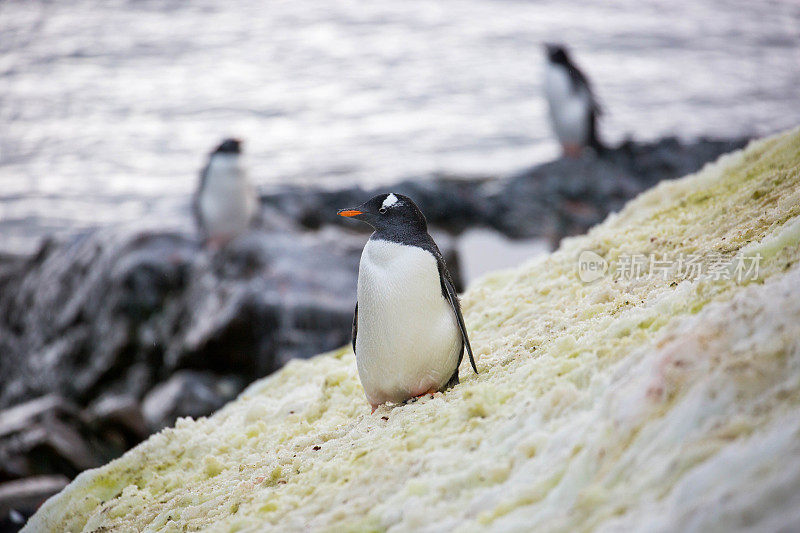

[562,143,583,158]
[206,234,233,252]
[407,389,437,404]
[371,404,379,414]
[205,237,223,252]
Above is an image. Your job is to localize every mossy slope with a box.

[25,128,800,532]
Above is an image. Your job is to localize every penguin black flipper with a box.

[352,302,358,354]
[571,69,604,153]
[587,108,605,154]
[438,260,478,376]
[193,162,210,239]
[563,59,602,117]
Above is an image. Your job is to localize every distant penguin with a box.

[338,193,478,412]
[543,43,604,157]
[193,138,258,249]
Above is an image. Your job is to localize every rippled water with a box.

[1,0,799,253]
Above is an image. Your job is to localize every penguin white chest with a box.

[355,239,461,406]
[544,63,590,146]
[198,155,256,238]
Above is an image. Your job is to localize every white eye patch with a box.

[381,193,399,209]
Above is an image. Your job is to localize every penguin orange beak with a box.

[338,209,363,217]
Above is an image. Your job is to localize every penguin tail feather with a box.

[444,368,460,390]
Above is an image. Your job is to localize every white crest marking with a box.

[381,193,399,209]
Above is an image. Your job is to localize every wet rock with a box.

[0,396,80,441]
[0,475,69,531]
[87,393,149,444]
[142,371,244,432]
[0,227,365,411]
[0,396,106,482]
[260,136,749,245]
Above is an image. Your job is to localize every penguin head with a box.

[338,193,427,233]
[212,138,242,155]
[544,43,570,65]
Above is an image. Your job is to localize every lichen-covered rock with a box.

[25,129,800,532]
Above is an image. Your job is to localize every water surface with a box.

[1,0,798,253]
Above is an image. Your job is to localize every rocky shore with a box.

[0,135,748,526]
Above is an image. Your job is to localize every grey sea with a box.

[1,0,799,254]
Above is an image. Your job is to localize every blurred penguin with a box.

[544,44,604,157]
[193,138,258,249]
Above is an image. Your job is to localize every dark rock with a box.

[260,136,749,245]
[0,396,81,440]
[0,475,69,531]
[0,396,107,482]
[87,393,149,443]
[142,371,244,432]
[0,227,366,411]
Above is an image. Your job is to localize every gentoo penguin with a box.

[543,43,604,157]
[193,138,258,249]
[338,193,478,412]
